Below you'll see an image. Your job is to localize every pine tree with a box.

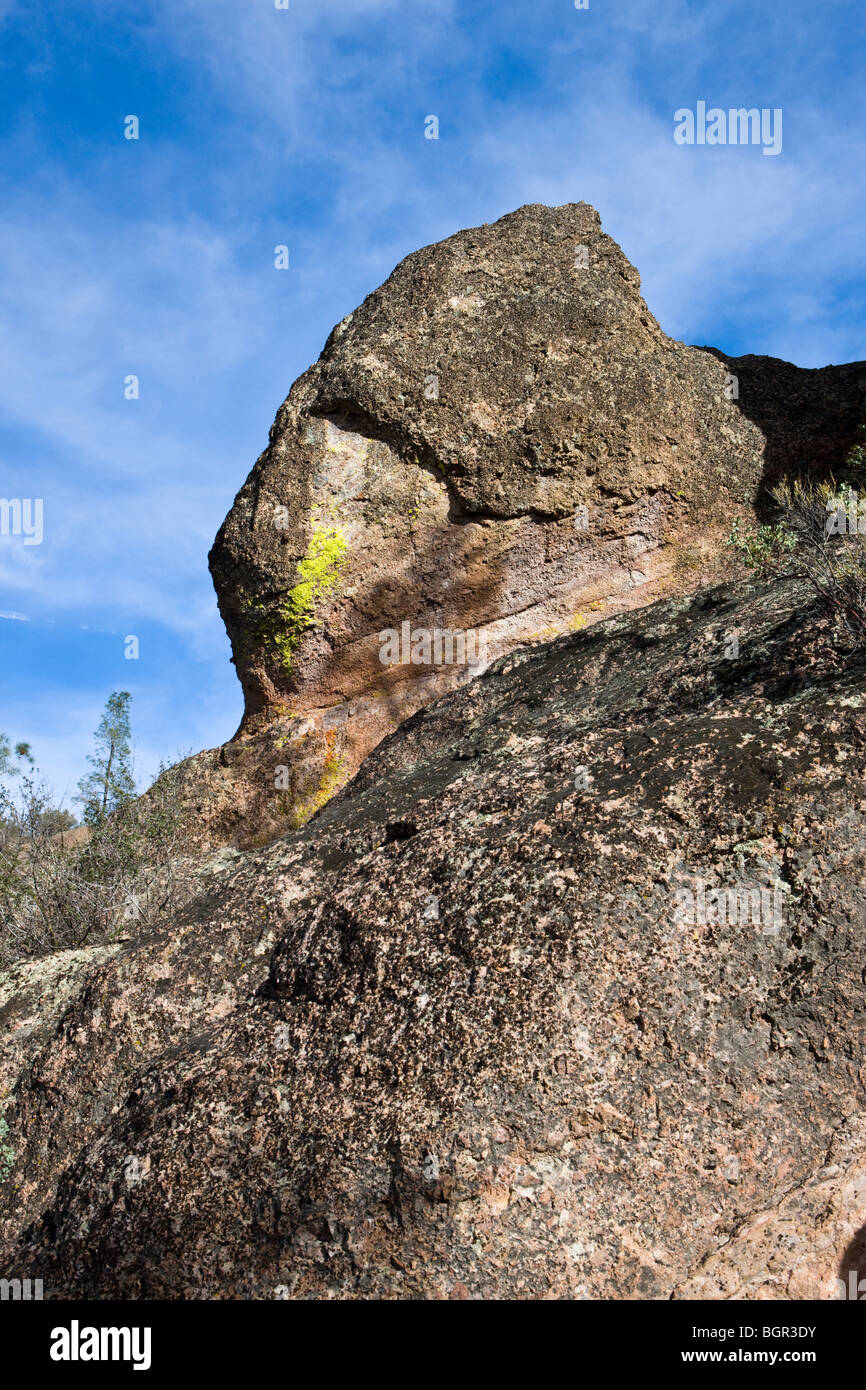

[77,692,136,826]
[0,736,33,777]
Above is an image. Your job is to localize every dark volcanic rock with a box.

[2,577,865,1299]
[705,351,866,494]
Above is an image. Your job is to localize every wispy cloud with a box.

[0,0,863,795]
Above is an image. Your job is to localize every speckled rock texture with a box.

[198,202,866,846]
[2,576,864,1298]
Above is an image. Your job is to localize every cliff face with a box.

[2,576,866,1298]
[201,202,866,847]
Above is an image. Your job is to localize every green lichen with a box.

[285,737,347,829]
[260,525,349,673]
[0,1115,14,1182]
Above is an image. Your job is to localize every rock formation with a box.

[2,575,866,1298]
[2,203,866,1300]
[196,203,866,848]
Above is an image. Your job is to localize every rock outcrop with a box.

[2,576,865,1298]
[3,203,866,1300]
[197,203,866,848]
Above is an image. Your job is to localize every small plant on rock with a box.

[728,430,866,644]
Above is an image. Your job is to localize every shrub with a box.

[728,431,866,645]
[0,762,188,969]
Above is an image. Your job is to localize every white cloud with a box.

[1,0,863,796]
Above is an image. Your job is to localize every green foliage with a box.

[728,516,797,578]
[728,448,866,644]
[32,806,77,835]
[77,692,136,826]
[1,733,75,848]
[0,696,193,967]
[0,737,33,778]
[0,761,187,967]
[844,424,866,474]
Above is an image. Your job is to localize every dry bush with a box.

[729,430,866,646]
[0,763,189,969]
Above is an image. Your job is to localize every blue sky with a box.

[0,0,864,809]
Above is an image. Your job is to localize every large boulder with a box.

[202,203,866,847]
[3,576,866,1298]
